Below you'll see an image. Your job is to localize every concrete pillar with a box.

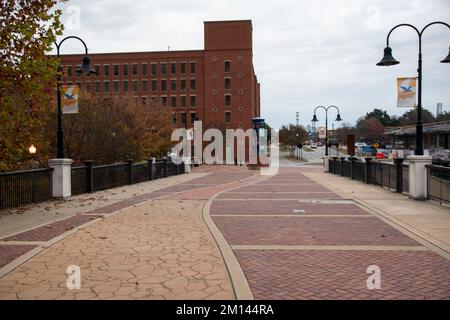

[182,157,191,173]
[49,158,73,198]
[408,155,432,200]
[323,156,330,172]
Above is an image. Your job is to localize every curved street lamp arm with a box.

[326,105,340,113]
[313,105,327,114]
[54,36,89,57]
[420,21,450,36]
[386,23,420,46]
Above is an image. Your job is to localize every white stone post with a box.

[407,155,432,200]
[182,157,191,173]
[323,156,330,172]
[49,158,73,198]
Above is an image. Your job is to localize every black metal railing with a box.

[427,165,450,205]
[71,158,186,195]
[328,157,408,194]
[0,168,53,210]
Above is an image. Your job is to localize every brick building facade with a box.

[58,20,260,131]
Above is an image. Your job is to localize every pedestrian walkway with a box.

[0,163,449,300]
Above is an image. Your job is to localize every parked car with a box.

[354,142,367,148]
[316,142,322,146]
[311,143,318,148]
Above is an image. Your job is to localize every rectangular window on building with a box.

[142,80,148,92]
[142,63,147,75]
[171,96,177,107]
[113,81,119,93]
[113,64,119,76]
[224,78,231,89]
[181,96,186,107]
[173,113,177,125]
[225,111,231,123]
[151,63,157,75]
[104,65,110,76]
[123,80,128,92]
[66,65,72,77]
[171,62,176,74]
[76,82,82,90]
[151,80,157,91]
[190,62,196,74]
[132,63,138,75]
[191,112,197,124]
[95,81,100,93]
[190,95,196,107]
[181,112,186,124]
[225,94,231,106]
[142,97,147,106]
[190,79,196,90]
[161,80,167,91]
[161,96,167,106]
[123,64,128,76]
[224,61,231,72]
[180,79,186,91]
[85,81,91,93]
[104,81,110,92]
[161,63,167,75]
[95,65,100,76]
[75,65,81,77]
[180,62,186,74]
[133,80,138,92]
[170,79,176,91]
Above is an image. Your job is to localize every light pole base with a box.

[49,158,73,198]
[407,155,432,200]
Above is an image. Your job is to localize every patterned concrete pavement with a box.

[0,164,449,300]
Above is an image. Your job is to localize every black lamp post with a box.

[376,22,450,156]
[311,105,342,156]
[54,36,96,158]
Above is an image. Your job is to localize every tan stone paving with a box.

[0,199,233,300]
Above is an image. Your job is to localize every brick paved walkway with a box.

[210,168,450,300]
[0,165,449,300]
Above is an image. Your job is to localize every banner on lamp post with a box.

[318,127,326,139]
[62,85,80,114]
[396,77,416,108]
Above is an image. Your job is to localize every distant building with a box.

[385,121,450,154]
[58,20,261,131]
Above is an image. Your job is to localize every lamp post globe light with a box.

[376,22,450,156]
[54,36,96,159]
[311,106,342,156]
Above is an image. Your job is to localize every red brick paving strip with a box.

[0,245,37,268]
[235,250,450,299]
[231,184,333,193]
[211,201,370,216]
[216,192,341,199]
[211,216,419,246]
[3,215,101,242]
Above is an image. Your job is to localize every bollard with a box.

[348,157,356,180]
[332,157,338,174]
[163,157,168,177]
[148,157,154,181]
[340,157,345,176]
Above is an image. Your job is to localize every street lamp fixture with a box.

[311,105,343,156]
[28,144,37,155]
[54,36,96,158]
[376,21,450,156]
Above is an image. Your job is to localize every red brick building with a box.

[59,20,260,131]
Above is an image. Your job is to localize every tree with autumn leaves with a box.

[1,0,173,171]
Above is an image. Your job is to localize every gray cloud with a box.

[55,0,450,128]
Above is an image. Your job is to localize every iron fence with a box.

[427,165,450,205]
[71,158,186,195]
[328,157,407,194]
[0,168,53,210]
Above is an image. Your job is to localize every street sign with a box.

[62,85,80,114]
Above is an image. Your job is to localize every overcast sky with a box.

[54,0,450,129]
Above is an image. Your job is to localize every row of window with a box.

[73,79,198,93]
[65,62,197,77]
[65,60,233,77]
[172,111,232,125]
